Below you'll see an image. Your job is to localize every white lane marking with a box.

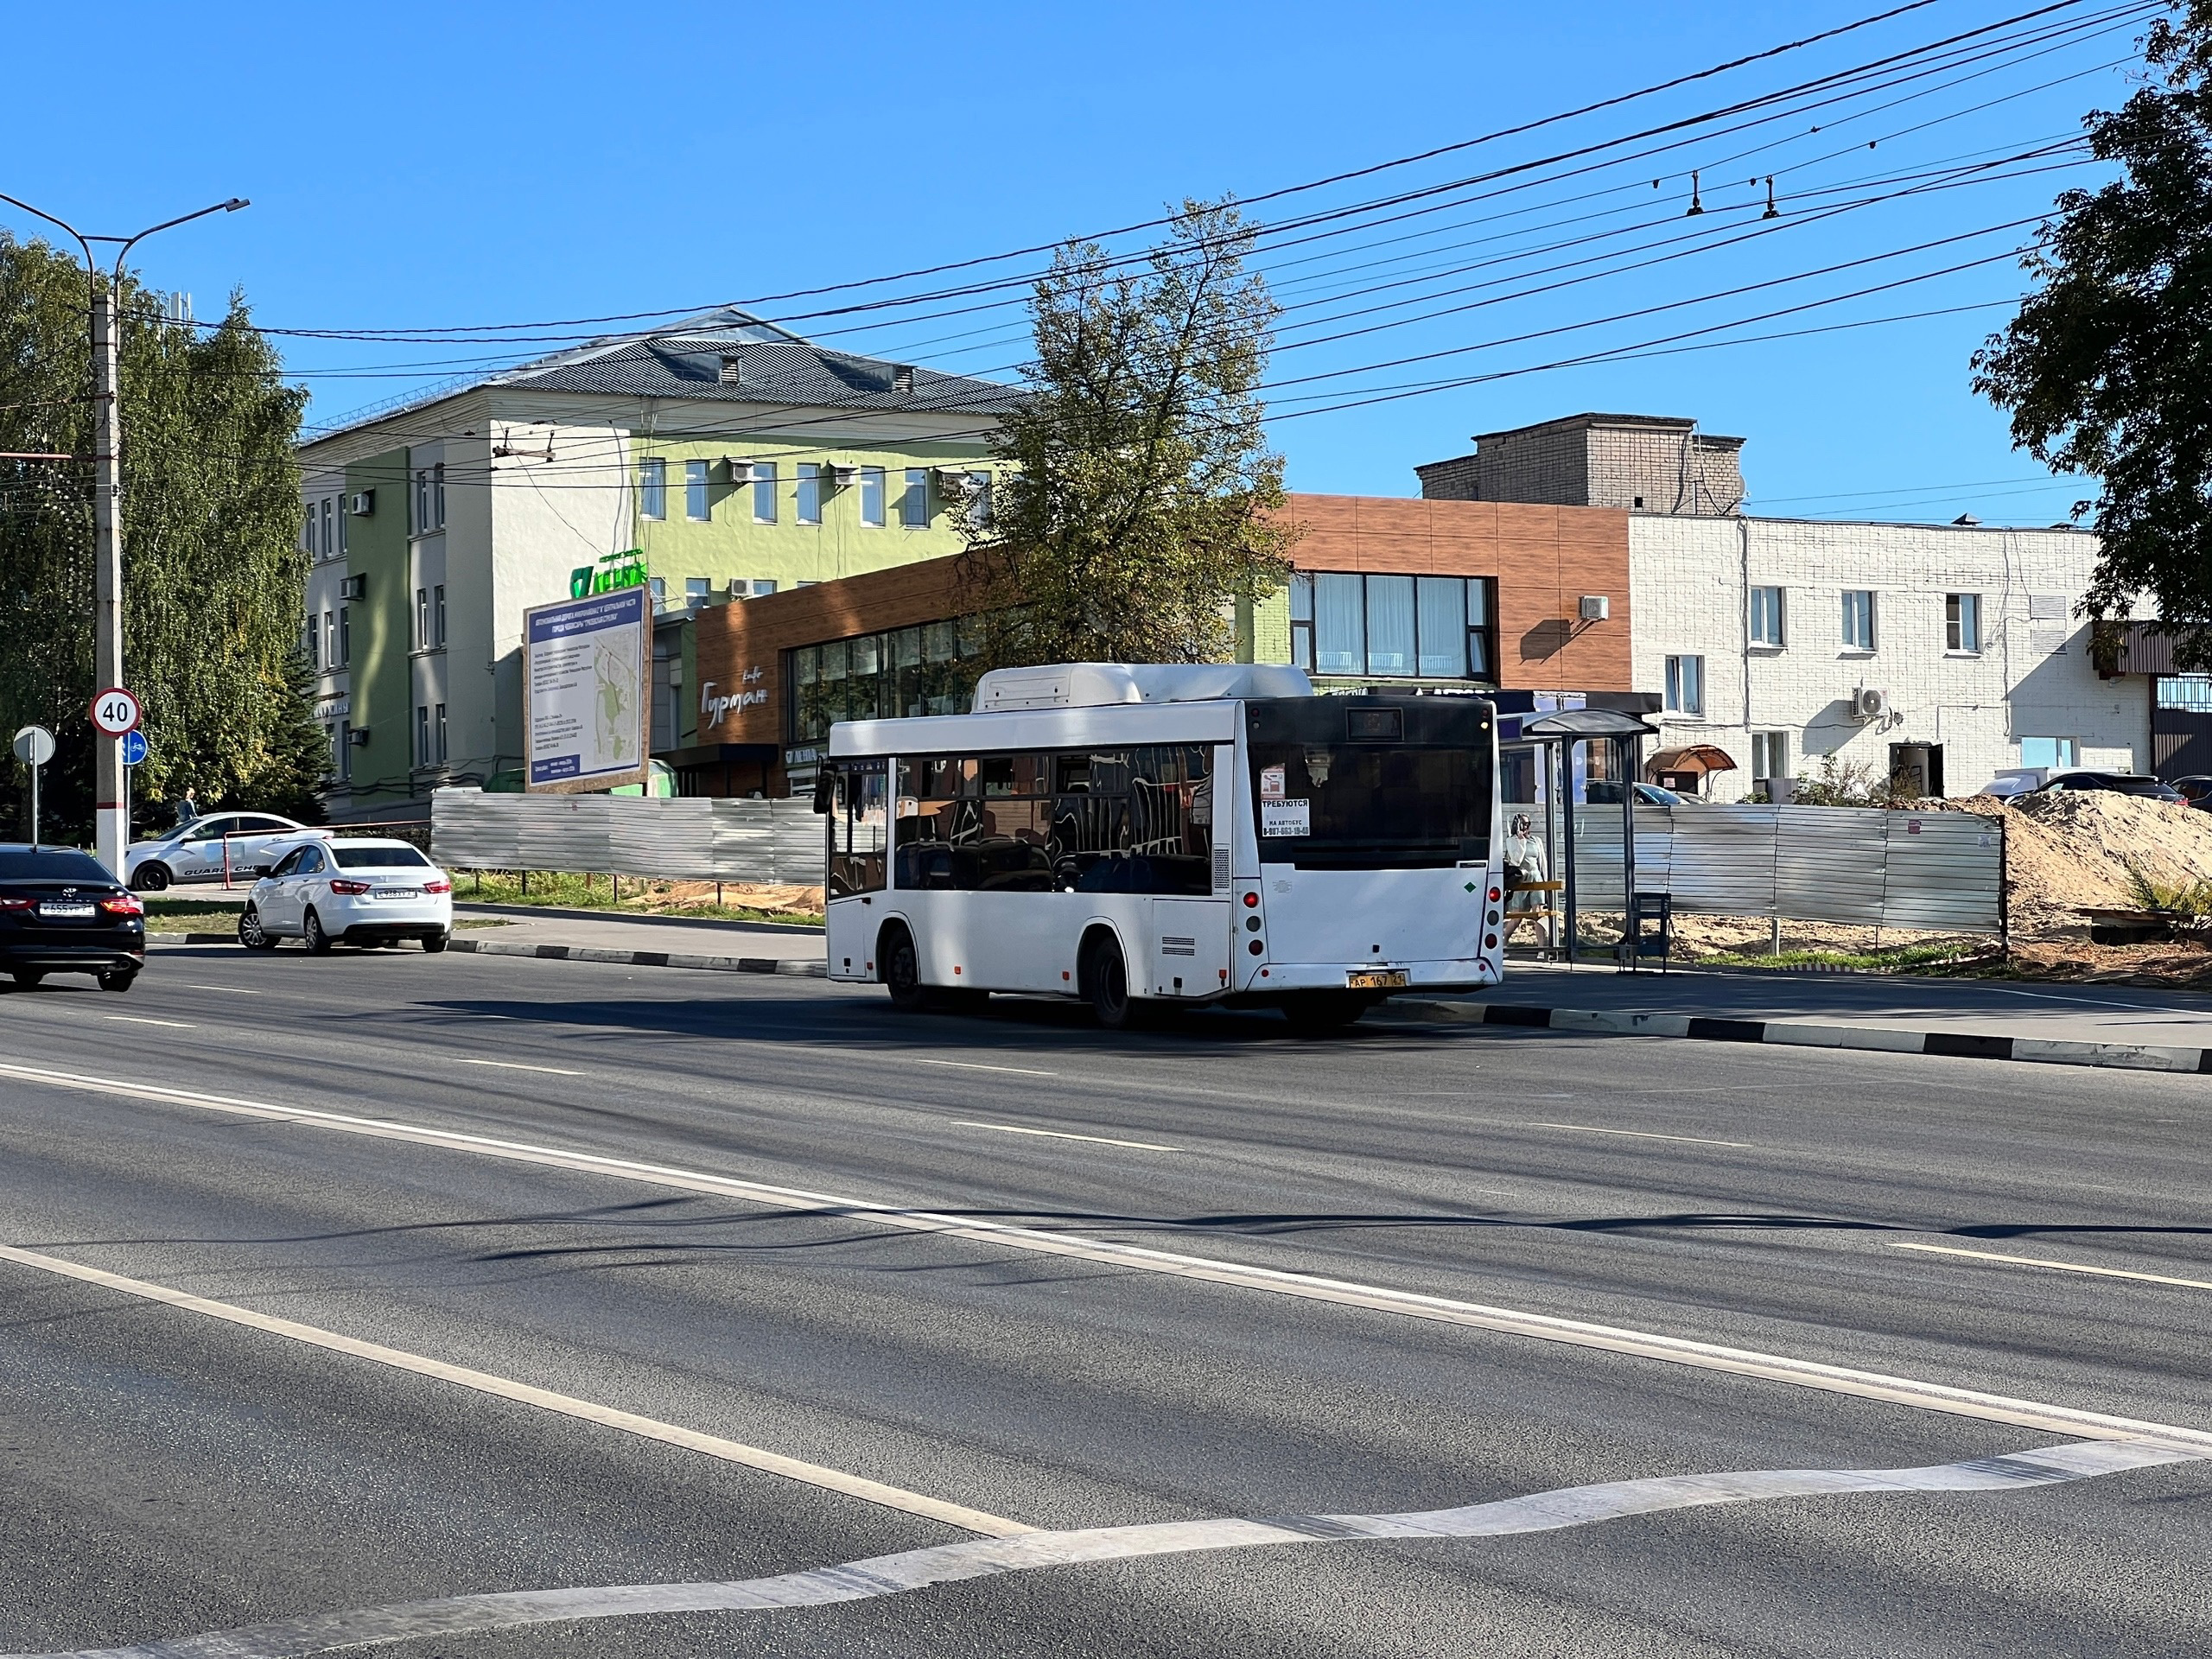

[16,1440,2196,1659]
[452,1058,584,1077]
[952,1121,1179,1153]
[1892,1240,2212,1294]
[178,984,263,995]
[1530,1122,1751,1148]
[0,1241,1026,1540]
[102,1015,195,1029]
[3,1057,2209,1452]
[912,1057,1058,1077]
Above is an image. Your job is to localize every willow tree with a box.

[0,233,321,839]
[958,199,1299,667]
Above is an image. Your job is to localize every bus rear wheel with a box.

[1282,991,1376,1036]
[1082,934,1148,1031]
[880,925,930,1013]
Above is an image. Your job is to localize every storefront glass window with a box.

[1314,574,1364,675]
[1365,575,1417,675]
[790,618,983,745]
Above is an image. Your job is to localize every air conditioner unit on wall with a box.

[1853,687,1889,721]
[346,491,374,516]
[339,575,368,601]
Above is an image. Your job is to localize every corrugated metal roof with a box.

[513,335,1021,415]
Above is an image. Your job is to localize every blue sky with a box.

[1,0,2144,522]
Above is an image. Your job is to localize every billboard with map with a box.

[522,586,651,792]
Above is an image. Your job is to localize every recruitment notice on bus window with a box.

[522,587,650,791]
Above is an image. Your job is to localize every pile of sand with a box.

[1948,791,2212,938]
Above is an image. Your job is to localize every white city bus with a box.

[818,663,1503,1033]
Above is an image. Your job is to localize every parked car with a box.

[0,844,144,991]
[2166,774,2212,810]
[237,838,452,953]
[125,811,328,891]
[1586,781,1690,805]
[2031,771,2187,804]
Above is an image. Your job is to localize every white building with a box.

[1627,514,2145,800]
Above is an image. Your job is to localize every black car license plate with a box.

[38,902,96,919]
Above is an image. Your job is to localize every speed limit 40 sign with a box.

[89,687,142,737]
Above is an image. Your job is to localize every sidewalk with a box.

[1389,961,2212,1075]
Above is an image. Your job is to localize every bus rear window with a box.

[1249,743,1491,869]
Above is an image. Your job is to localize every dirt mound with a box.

[1942,790,2212,939]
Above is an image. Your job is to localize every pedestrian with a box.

[1501,811,1554,949]
[175,787,200,828]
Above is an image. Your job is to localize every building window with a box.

[1664,653,1705,715]
[1300,571,1496,680]
[338,499,348,556]
[416,587,430,649]
[751,461,778,524]
[303,505,315,553]
[1841,589,1875,651]
[749,578,778,597]
[435,702,448,764]
[337,606,351,667]
[434,584,447,646]
[337,721,352,782]
[1289,574,1313,670]
[648,575,666,604]
[686,460,709,521]
[1751,730,1789,784]
[416,704,430,767]
[2020,735,2078,769]
[323,610,336,669]
[433,462,445,528]
[639,457,666,520]
[900,468,930,528]
[797,463,822,525]
[2157,675,2212,712]
[1750,585,1784,646]
[413,470,430,533]
[1946,592,1981,652]
[860,467,886,528]
[321,498,334,556]
[964,470,992,527]
[790,619,983,743]
[685,577,710,606]
[304,613,320,671]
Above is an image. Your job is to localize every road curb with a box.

[157,932,829,978]
[1386,998,2212,1074]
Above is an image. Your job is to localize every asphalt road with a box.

[2,943,2208,1656]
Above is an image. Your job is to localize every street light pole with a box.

[0,194,247,874]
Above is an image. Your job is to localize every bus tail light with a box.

[1485,933,1498,950]
[1242,891,1259,908]
[1488,887,1502,902]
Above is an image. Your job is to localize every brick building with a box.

[1416,412,1747,515]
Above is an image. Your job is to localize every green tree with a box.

[0,233,318,840]
[957,199,1300,667]
[1973,3,2212,664]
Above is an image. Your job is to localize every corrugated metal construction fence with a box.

[431,787,823,885]
[1567,804,2005,933]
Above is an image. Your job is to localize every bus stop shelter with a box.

[1516,707,1662,967]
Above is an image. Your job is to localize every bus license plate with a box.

[1347,969,1408,989]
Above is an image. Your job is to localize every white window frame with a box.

[1841,589,1876,652]
[1749,585,1784,647]
[1751,730,1789,782]
[750,461,778,524]
[796,462,822,525]
[434,584,447,647]
[1664,653,1705,716]
[859,467,886,528]
[899,467,930,529]
[639,458,666,521]
[1946,592,1981,653]
[685,459,710,522]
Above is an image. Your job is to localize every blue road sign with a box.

[121,729,149,766]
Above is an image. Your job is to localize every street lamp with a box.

[0,192,248,875]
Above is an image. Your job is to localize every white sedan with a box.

[126,811,328,890]
[238,838,453,953]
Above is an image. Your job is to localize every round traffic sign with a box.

[90,687,141,736]
[121,729,149,766]
[11,725,54,767]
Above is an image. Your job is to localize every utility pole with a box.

[0,193,247,875]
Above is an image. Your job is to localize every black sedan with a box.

[0,844,145,991]
[2032,770,2187,804]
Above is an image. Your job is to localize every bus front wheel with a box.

[880,925,929,1013]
